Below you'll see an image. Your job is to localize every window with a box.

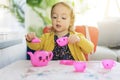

[74,0,120,26]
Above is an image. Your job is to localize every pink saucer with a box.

[60,60,74,65]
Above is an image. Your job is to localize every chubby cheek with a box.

[65,18,71,26]
[52,20,56,26]
[63,22,70,29]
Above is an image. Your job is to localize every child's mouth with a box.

[56,24,61,28]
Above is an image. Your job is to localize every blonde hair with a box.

[51,2,75,32]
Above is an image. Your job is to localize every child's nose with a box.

[57,17,60,22]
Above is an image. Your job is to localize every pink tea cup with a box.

[102,59,116,69]
[56,37,68,46]
[73,61,86,72]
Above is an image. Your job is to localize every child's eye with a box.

[52,16,57,19]
[62,17,66,20]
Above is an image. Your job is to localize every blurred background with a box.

[0,0,25,40]
[0,0,120,38]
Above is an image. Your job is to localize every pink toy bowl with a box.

[31,37,41,43]
[56,37,68,46]
[27,50,53,67]
[60,60,74,65]
[73,61,86,72]
[102,59,116,69]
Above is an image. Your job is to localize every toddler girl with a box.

[25,2,94,61]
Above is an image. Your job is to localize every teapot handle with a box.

[48,51,53,61]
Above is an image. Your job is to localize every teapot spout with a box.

[48,51,53,61]
[27,52,37,66]
[27,52,34,58]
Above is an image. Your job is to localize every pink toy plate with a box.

[60,60,74,65]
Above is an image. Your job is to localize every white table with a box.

[0,60,120,80]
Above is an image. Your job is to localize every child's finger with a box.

[25,32,36,42]
[68,35,80,44]
[25,35,32,42]
[29,32,36,39]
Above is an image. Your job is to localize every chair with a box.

[75,25,99,52]
[75,25,99,60]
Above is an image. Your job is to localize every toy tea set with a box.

[27,37,116,72]
[27,37,68,66]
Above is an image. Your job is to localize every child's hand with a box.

[25,32,36,42]
[68,34,80,44]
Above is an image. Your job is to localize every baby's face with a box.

[51,4,71,33]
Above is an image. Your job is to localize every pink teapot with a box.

[27,50,53,67]
[56,37,68,46]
